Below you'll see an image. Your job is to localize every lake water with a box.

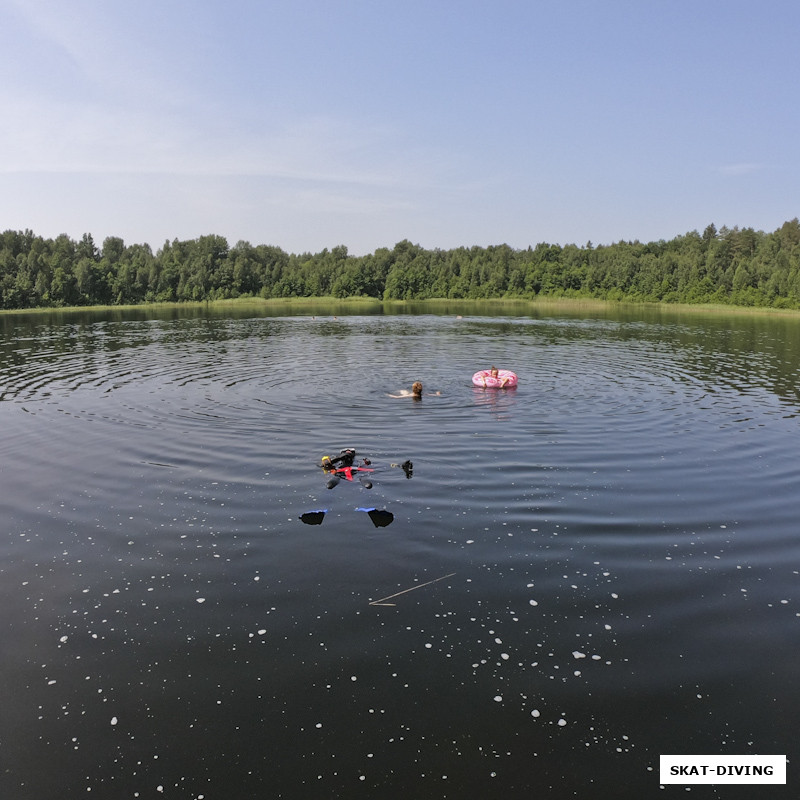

[1,303,798,799]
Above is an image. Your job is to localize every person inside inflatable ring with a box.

[489,366,511,388]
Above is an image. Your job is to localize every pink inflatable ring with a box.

[472,369,518,388]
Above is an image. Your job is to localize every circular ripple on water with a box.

[1,313,795,443]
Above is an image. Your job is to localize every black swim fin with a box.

[299,510,327,525]
[356,507,394,528]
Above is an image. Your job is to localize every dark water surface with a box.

[1,305,799,799]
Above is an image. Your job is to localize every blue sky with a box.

[1,0,797,255]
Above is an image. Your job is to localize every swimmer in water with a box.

[388,381,440,399]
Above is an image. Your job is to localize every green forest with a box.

[2,219,800,311]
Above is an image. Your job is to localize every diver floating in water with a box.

[300,449,413,527]
[320,449,414,488]
[321,448,375,489]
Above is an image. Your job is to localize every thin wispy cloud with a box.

[2,1,452,191]
[717,163,764,177]
[0,100,426,186]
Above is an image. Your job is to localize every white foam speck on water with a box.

[531,709,540,717]
[493,696,502,702]
[111,717,118,725]
[557,718,567,727]
[572,651,586,659]
[196,598,206,603]
[529,599,538,606]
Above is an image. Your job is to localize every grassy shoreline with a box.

[2,295,800,319]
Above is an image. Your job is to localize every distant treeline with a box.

[2,219,800,310]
